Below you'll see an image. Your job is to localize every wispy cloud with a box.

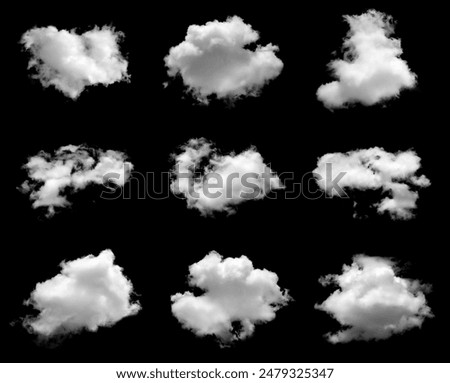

[21,26,129,98]
[171,138,283,216]
[20,144,133,216]
[317,10,417,108]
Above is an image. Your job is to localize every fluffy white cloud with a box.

[20,144,133,216]
[317,10,417,108]
[171,138,283,216]
[171,251,290,344]
[165,16,283,102]
[21,26,129,98]
[315,255,432,343]
[313,147,430,219]
[24,249,140,337]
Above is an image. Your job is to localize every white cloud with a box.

[21,26,129,99]
[171,138,284,216]
[165,16,283,103]
[315,255,432,343]
[24,249,140,337]
[317,10,417,108]
[171,251,290,344]
[20,145,133,216]
[313,147,430,219]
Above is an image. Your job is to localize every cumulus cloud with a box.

[317,10,417,108]
[21,26,129,98]
[20,144,133,216]
[165,16,283,102]
[24,249,140,337]
[313,147,430,219]
[315,255,432,343]
[171,251,290,344]
[171,138,283,216]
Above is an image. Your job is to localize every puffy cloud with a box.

[317,10,417,108]
[19,144,133,216]
[313,147,430,219]
[21,26,129,98]
[171,251,290,344]
[315,255,432,343]
[24,249,140,337]
[165,16,283,103]
[171,138,284,216]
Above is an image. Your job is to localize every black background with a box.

[3,2,447,362]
